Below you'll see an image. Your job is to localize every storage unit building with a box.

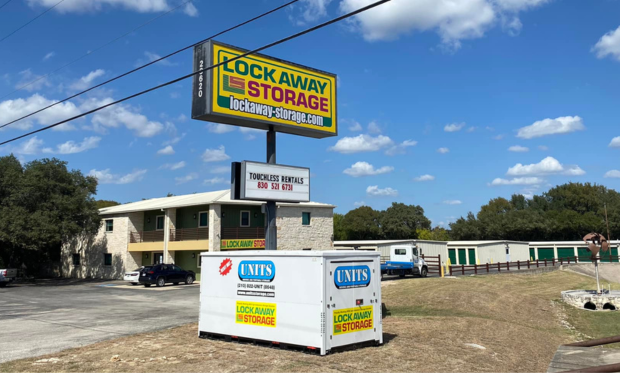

[447,241,530,265]
[529,241,619,262]
[334,240,448,263]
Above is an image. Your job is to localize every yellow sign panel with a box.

[236,300,276,328]
[221,239,265,250]
[192,41,337,139]
[333,306,373,335]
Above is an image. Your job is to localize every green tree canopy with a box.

[96,200,120,209]
[380,202,431,239]
[0,155,101,274]
[341,206,382,240]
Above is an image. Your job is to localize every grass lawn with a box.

[2,270,619,373]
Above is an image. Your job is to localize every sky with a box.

[1,0,620,228]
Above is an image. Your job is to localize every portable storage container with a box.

[199,250,383,355]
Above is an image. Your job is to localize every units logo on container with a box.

[334,265,370,289]
[333,306,373,335]
[238,260,275,282]
[236,300,276,328]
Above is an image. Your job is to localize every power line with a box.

[0,0,67,43]
[0,0,391,147]
[0,0,193,100]
[0,0,13,11]
[0,0,299,130]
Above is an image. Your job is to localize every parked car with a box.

[0,268,17,288]
[123,266,151,285]
[139,264,195,287]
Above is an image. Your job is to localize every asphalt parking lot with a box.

[0,280,200,363]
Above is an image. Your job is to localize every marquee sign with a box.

[192,40,337,138]
[238,161,310,203]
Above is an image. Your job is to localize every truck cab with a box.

[0,268,17,288]
[380,245,428,278]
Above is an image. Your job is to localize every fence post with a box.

[475,264,478,275]
[486,263,489,273]
[498,262,501,272]
[528,260,530,269]
[517,260,520,270]
[536,259,539,268]
[462,265,465,275]
[507,261,510,271]
[544,259,547,267]
[449,266,453,276]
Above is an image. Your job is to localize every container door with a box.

[448,249,457,265]
[327,260,380,349]
[458,249,467,265]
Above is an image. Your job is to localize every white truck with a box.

[0,268,17,288]
[380,245,428,278]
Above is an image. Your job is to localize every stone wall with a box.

[277,206,333,250]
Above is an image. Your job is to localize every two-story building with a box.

[62,189,335,281]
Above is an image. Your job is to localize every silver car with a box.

[123,266,150,285]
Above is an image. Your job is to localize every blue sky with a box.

[1,0,620,227]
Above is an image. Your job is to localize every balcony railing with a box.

[170,227,208,241]
[221,227,265,240]
[129,230,164,243]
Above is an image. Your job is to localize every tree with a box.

[341,206,382,240]
[333,213,347,241]
[381,202,431,239]
[96,200,120,209]
[0,155,100,274]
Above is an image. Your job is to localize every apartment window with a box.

[104,253,112,266]
[240,210,250,227]
[156,215,165,230]
[105,219,113,232]
[302,212,311,226]
[72,254,80,266]
[198,211,209,228]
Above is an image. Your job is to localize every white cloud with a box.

[444,122,465,132]
[490,177,543,186]
[210,166,230,174]
[162,133,186,146]
[493,134,505,140]
[42,136,100,154]
[354,201,366,207]
[69,69,105,90]
[367,121,381,134]
[385,139,417,156]
[443,200,462,205]
[207,122,236,134]
[139,51,178,67]
[337,0,548,50]
[366,185,398,197]
[296,0,333,24]
[328,134,393,154]
[466,126,477,132]
[43,52,55,61]
[202,145,230,162]
[87,96,164,137]
[204,177,227,185]
[538,145,548,151]
[157,145,174,155]
[348,120,362,131]
[89,169,147,184]
[160,161,186,170]
[592,26,620,62]
[183,2,198,17]
[15,69,50,92]
[414,174,435,182]
[609,136,620,148]
[437,147,449,154]
[175,173,198,185]
[508,145,529,152]
[343,161,394,177]
[506,156,585,176]
[516,116,585,139]
[26,0,176,14]
[14,136,44,155]
[0,94,81,130]
[604,170,620,178]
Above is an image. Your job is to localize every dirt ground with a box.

[2,270,619,373]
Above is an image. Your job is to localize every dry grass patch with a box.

[2,270,619,373]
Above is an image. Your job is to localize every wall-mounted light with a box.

[145,253,149,259]
[254,212,258,218]
[193,214,197,219]
[222,212,226,218]
[192,253,196,259]
[147,217,151,223]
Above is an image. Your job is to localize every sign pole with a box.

[265,126,277,250]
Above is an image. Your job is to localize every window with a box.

[156,215,165,230]
[395,248,406,255]
[302,212,311,226]
[197,253,201,268]
[104,253,112,266]
[198,211,209,228]
[172,265,183,272]
[105,219,113,232]
[72,254,80,266]
[240,210,250,227]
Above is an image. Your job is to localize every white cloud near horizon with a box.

[443,200,462,205]
[343,161,394,177]
[414,174,435,182]
[160,161,186,170]
[26,0,189,14]
[69,69,104,91]
[202,145,230,162]
[437,147,449,154]
[329,134,393,154]
[385,139,417,156]
[366,185,398,197]
[444,122,465,132]
[604,170,620,178]
[609,136,620,148]
[490,177,543,186]
[88,168,147,184]
[508,145,529,152]
[506,156,585,176]
[204,177,227,185]
[516,116,585,139]
[592,25,620,62]
[175,173,198,185]
[157,145,174,155]
[42,136,101,154]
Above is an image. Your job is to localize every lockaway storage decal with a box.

[333,306,373,335]
[236,300,277,327]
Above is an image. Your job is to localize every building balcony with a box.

[221,227,265,240]
[128,228,209,252]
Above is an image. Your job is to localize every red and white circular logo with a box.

[219,258,232,276]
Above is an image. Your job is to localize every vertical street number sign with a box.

[192,40,337,139]
[240,161,310,203]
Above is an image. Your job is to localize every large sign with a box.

[239,161,309,202]
[192,40,337,139]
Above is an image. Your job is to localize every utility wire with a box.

[0,0,67,43]
[0,0,299,130]
[0,0,391,147]
[0,0,193,100]
[0,0,13,11]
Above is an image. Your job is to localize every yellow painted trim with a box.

[170,240,209,251]
[128,242,164,252]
